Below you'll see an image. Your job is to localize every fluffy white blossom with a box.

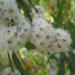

[31,13,72,53]
[0,0,31,52]
[0,0,72,53]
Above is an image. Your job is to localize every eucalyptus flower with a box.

[31,13,72,53]
[0,0,31,52]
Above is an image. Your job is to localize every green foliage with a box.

[57,54,65,75]
[25,42,36,50]
[12,52,26,75]
[32,0,39,5]
[12,49,50,75]
[65,22,75,48]
[67,52,75,74]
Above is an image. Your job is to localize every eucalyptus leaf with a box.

[12,52,26,75]
[25,42,36,50]
[57,54,65,75]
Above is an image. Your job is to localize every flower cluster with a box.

[31,10,72,53]
[0,0,72,53]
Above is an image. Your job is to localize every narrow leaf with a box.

[12,52,26,75]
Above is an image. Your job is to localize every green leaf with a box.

[25,41,36,50]
[57,62,65,75]
[57,54,65,75]
[67,52,75,73]
[12,52,26,75]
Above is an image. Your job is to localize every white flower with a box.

[0,0,72,53]
[31,14,72,53]
[0,0,31,52]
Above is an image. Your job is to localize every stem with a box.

[7,52,14,72]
